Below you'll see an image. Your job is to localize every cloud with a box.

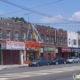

[69,11,80,21]
[0,11,4,15]
[41,15,63,23]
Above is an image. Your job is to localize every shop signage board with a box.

[71,48,80,52]
[1,41,25,50]
[44,47,54,52]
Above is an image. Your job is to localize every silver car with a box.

[67,56,80,63]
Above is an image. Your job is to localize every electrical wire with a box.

[0,0,62,16]
[1,0,80,23]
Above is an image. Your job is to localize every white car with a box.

[67,56,80,63]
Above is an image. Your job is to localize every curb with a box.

[0,65,28,70]
[0,78,13,80]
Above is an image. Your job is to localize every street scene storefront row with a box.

[1,40,25,65]
[24,41,41,64]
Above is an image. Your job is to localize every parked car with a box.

[50,57,66,65]
[66,56,80,63]
[29,58,50,67]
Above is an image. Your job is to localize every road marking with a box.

[0,65,80,79]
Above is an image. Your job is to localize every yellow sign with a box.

[35,48,40,51]
[75,53,78,56]
[32,32,36,39]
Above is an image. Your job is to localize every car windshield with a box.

[69,57,74,59]
[53,58,58,60]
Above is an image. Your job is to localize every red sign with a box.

[62,47,71,52]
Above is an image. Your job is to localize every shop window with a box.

[22,32,26,41]
[0,29,2,39]
[79,40,80,47]
[14,31,18,40]
[73,39,77,45]
[60,37,63,45]
[69,38,71,45]
[51,36,54,44]
[6,30,11,40]
[46,35,49,44]
[41,34,45,43]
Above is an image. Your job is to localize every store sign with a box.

[1,41,25,50]
[62,48,71,52]
[25,41,41,48]
[71,48,80,52]
[44,47,54,52]
[35,48,40,51]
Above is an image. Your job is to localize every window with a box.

[41,34,44,43]
[6,30,11,40]
[56,37,59,44]
[79,40,80,47]
[14,31,18,40]
[51,36,54,44]
[69,38,71,45]
[22,32,26,40]
[0,29,2,39]
[60,37,63,45]
[64,38,67,45]
[28,33,32,40]
[73,39,77,45]
[46,35,49,43]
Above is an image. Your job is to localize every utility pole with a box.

[54,29,57,58]
[24,13,32,22]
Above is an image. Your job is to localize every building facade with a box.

[67,31,80,57]
[0,18,80,64]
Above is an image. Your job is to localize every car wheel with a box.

[64,61,66,64]
[55,62,58,65]
[36,63,39,66]
[46,63,49,66]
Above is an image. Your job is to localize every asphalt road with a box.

[15,70,80,80]
[0,63,80,74]
[0,63,80,80]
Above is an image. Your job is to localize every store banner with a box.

[44,47,54,52]
[25,41,41,48]
[1,41,25,50]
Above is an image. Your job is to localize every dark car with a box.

[29,58,50,67]
[50,57,66,65]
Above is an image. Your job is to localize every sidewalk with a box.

[0,64,28,70]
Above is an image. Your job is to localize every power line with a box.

[1,0,80,23]
[0,0,57,17]
[0,0,62,16]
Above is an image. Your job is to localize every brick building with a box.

[0,18,70,64]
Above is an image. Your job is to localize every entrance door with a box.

[62,53,64,58]
[48,53,51,60]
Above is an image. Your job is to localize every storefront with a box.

[58,47,71,59]
[1,40,25,65]
[43,47,54,60]
[25,41,41,64]
[70,48,80,57]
